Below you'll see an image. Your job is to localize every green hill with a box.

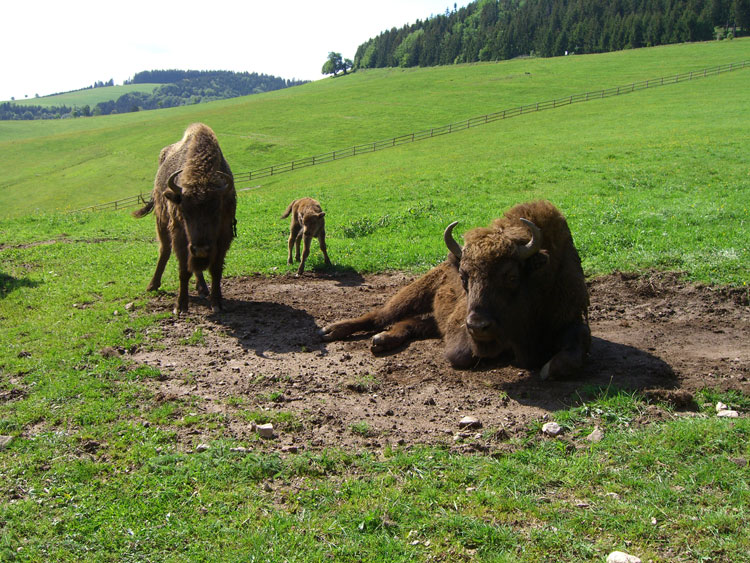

[1,38,748,220]
[7,84,161,107]
[2,71,306,119]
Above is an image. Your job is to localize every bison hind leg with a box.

[371,315,438,353]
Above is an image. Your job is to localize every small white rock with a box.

[458,416,481,429]
[124,302,134,311]
[542,422,563,436]
[586,427,604,442]
[716,402,728,412]
[257,423,275,438]
[0,436,13,450]
[607,551,642,563]
[195,443,210,452]
[717,410,739,418]
[230,446,249,453]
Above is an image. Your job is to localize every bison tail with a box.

[132,199,155,218]
[281,200,297,219]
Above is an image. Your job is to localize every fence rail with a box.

[72,59,749,213]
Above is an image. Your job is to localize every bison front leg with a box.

[175,265,191,315]
[207,253,227,313]
[172,238,191,315]
[371,315,438,353]
[288,224,301,265]
[296,234,314,276]
[321,265,447,343]
[540,322,591,379]
[319,310,380,341]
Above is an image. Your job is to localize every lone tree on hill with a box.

[322,52,353,76]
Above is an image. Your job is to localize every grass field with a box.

[4,84,161,107]
[1,39,749,561]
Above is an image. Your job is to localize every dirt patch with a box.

[130,270,749,453]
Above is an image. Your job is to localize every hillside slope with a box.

[0,39,748,218]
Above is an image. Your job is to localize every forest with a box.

[0,71,305,121]
[354,0,750,69]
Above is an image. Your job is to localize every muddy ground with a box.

[130,270,749,453]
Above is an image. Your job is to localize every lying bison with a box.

[134,123,236,314]
[320,200,590,378]
[282,197,332,276]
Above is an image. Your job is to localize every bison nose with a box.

[189,244,210,258]
[466,311,492,334]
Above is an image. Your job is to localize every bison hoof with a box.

[540,350,584,379]
[540,362,551,380]
[319,324,349,342]
[319,326,335,341]
[371,331,406,353]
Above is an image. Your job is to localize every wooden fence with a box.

[72,59,749,213]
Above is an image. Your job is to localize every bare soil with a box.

[130,270,749,453]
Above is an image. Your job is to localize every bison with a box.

[133,123,236,314]
[320,200,590,378]
[282,197,332,276]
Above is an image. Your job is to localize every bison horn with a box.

[444,221,462,260]
[167,170,183,194]
[517,218,542,260]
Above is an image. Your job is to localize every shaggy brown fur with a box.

[133,123,236,314]
[320,200,590,378]
[281,198,331,276]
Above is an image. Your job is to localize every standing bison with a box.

[134,123,236,314]
[281,197,332,276]
[320,200,590,378]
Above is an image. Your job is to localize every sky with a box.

[1,0,464,102]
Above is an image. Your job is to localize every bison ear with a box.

[164,189,182,204]
[318,212,326,219]
[525,249,549,272]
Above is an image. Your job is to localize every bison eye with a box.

[505,272,520,288]
[459,271,468,290]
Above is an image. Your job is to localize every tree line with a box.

[1,70,306,120]
[354,0,750,69]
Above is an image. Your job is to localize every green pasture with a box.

[5,84,161,107]
[1,39,749,561]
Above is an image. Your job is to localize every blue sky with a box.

[2,0,463,101]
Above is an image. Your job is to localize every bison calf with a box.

[320,200,590,378]
[134,123,236,314]
[282,198,332,276]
